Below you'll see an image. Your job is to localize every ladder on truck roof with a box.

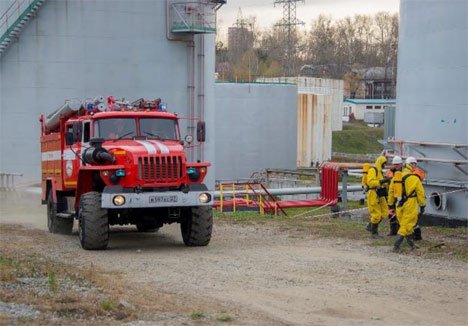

[0,0,46,56]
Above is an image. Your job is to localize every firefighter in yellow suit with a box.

[366,156,390,238]
[393,157,426,251]
[387,156,404,235]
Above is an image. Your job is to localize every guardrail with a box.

[0,172,23,190]
[0,0,45,55]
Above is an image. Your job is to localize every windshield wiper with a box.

[112,131,134,142]
[144,131,161,139]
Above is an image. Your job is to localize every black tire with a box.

[47,189,73,235]
[180,206,213,246]
[78,192,109,250]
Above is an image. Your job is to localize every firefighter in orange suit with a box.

[366,156,391,238]
[393,157,426,251]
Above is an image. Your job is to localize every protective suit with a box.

[401,163,413,176]
[366,156,389,237]
[402,163,423,239]
[393,172,426,251]
[398,174,426,236]
[387,171,402,235]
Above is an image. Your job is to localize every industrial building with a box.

[343,98,396,121]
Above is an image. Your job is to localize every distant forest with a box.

[216,12,398,82]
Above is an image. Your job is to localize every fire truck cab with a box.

[40,97,213,250]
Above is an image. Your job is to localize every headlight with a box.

[112,195,126,206]
[198,193,211,203]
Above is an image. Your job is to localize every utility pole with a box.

[274,0,305,76]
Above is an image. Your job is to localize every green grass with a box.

[191,311,206,320]
[48,271,58,292]
[217,313,234,322]
[100,299,116,312]
[332,120,384,154]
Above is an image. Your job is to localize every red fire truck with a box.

[40,97,212,250]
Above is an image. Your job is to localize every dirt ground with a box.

[1,188,467,325]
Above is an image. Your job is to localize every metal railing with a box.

[170,1,216,33]
[0,172,23,190]
[216,181,286,216]
[0,0,44,50]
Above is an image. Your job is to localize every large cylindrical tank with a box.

[396,0,467,220]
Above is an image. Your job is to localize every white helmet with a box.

[406,156,417,164]
[392,156,403,164]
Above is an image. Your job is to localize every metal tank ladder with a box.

[0,0,46,56]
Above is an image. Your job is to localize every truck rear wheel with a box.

[180,206,213,246]
[78,192,109,250]
[47,189,73,235]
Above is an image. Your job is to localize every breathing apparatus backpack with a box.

[398,173,418,207]
[361,163,371,192]
[393,171,403,202]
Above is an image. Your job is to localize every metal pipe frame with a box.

[213,185,362,198]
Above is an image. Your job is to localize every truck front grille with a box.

[138,155,183,183]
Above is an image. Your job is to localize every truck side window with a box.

[83,122,90,143]
[66,124,77,143]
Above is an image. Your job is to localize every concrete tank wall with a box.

[0,0,15,14]
[297,94,332,167]
[214,82,297,181]
[0,0,216,187]
[396,0,468,219]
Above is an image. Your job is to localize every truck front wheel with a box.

[180,206,213,246]
[78,192,109,250]
[47,189,73,235]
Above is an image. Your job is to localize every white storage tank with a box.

[395,0,467,221]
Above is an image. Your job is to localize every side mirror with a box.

[72,121,81,141]
[197,121,206,142]
[65,132,75,146]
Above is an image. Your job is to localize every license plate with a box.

[149,195,178,204]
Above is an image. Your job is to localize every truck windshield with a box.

[140,118,178,140]
[94,118,137,140]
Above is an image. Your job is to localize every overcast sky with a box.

[217,0,399,39]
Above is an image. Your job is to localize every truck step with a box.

[57,213,75,219]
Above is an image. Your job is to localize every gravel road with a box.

[1,188,467,325]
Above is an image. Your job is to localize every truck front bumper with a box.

[101,186,212,209]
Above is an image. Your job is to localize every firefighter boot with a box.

[387,216,399,236]
[371,223,383,239]
[393,235,405,252]
[413,225,422,241]
[366,222,371,233]
[406,235,419,250]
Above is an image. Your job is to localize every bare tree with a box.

[215,11,399,82]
